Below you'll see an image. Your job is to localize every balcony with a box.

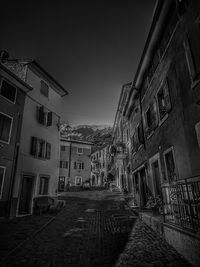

[163,176,200,233]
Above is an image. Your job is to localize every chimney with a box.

[0,50,9,62]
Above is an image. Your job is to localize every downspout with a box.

[7,112,21,218]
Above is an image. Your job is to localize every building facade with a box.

[91,145,109,186]
[0,57,32,217]
[111,82,132,191]
[112,1,200,265]
[59,139,92,190]
[2,56,68,217]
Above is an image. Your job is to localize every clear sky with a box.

[1,0,155,126]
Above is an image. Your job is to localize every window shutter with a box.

[47,112,52,126]
[74,162,77,169]
[45,142,51,159]
[82,163,84,169]
[30,137,37,156]
[60,161,62,168]
[164,81,171,112]
[38,106,45,125]
[65,161,68,168]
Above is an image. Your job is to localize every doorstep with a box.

[139,210,164,236]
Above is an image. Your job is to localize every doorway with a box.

[58,176,65,192]
[18,175,34,215]
[151,160,162,196]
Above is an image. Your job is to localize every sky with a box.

[1,0,155,126]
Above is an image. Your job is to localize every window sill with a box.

[159,113,169,127]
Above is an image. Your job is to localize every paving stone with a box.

[0,190,192,267]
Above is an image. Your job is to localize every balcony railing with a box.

[162,177,200,232]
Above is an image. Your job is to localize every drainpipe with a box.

[7,112,21,218]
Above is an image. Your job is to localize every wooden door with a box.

[152,161,162,196]
[18,175,34,215]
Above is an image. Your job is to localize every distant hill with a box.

[61,124,113,151]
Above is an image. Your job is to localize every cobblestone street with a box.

[0,190,190,267]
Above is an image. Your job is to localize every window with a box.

[184,20,200,83]
[157,80,171,121]
[164,148,177,182]
[39,176,49,195]
[60,161,68,168]
[0,112,13,143]
[40,80,49,97]
[61,145,66,151]
[77,147,83,154]
[144,101,158,137]
[74,162,77,169]
[75,176,82,186]
[0,79,17,103]
[0,166,6,198]
[30,137,51,160]
[38,106,52,126]
[76,162,84,170]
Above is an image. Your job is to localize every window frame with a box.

[60,145,66,151]
[0,166,6,199]
[0,111,13,144]
[38,175,49,195]
[0,78,17,104]
[60,161,68,168]
[163,146,178,182]
[77,147,83,154]
[156,80,171,125]
[40,80,49,98]
[75,176,82,186]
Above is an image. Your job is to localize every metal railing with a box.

[163,177,200,232]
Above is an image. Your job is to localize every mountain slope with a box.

[61,124,112,151]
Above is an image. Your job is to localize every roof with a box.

[124,0,173,116]
[60,138,93,146]
[29,61,68,97]
[1,57,68,97]
[0,63,33,93]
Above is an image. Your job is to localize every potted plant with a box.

[146,195,163,215]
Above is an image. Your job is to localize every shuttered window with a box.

[60,161,68,168]
[184,20,200,83]
[0,112,12,143]
[30,137,51,160]
[37,106,52,126]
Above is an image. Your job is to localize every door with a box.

[140,168,147,207]
[18,175,34,215]
[58,176,65,192]
[152,160,162,196]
